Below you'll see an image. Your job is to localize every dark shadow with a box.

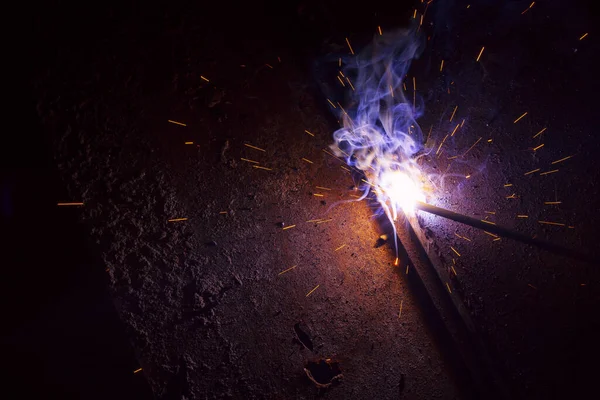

[354,170,505,400]
[0,85,153,399]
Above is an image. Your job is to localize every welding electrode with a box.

[413,201,599,265]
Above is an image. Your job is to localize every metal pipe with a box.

[414,201,598,265]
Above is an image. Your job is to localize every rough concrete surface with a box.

[31,0,599,399]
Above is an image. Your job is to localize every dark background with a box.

[4,0,598,398]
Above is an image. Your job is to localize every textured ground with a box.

[28,0,599,398]
[32,2,464,399]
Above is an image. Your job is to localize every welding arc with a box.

[414,201,599,265]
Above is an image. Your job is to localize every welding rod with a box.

[414,201,598,265]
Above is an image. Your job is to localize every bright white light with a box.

[378,170,425,216]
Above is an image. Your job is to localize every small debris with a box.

[294,323,313,351]
[304,359,343,389]
[220,140,230,164]
[374,234,388,248]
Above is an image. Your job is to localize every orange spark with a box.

[579,33,589,41]
[521,1,535,14]
[513,112,528,123]
[316,186,331,191]
[282,225,296,230]
[335,244,346,251]
[450,246,461,257]
[476,46,485,62]
[450,105,458,122]
[436,135,449,155]
[168,120,186,126]
[306,284,320,297]
[533,127,547,138]
[302,158,313,164]
[278,265,297,275]
[346,76,355,91]
[133,368,142,374]
[450,123,460,136]
[253,165,272,171]
[322,149,337,158]
[244,143,266,152]
[538,220,565,226]
[200,75,210,82]
[305,129,315,137]
[57,202,84,206]
[440,59,444,72]
[551,155,574,165]
[345,37,354,55]
[378,26,382,35]
[327,99,337,108]
[539,169,558,176]
[524,168,540,176]
[463,137,482,157]
[533,143,544,151]
[240,158,259,164]
[168,218,188,222]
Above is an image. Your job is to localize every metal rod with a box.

[414,201,598,265]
